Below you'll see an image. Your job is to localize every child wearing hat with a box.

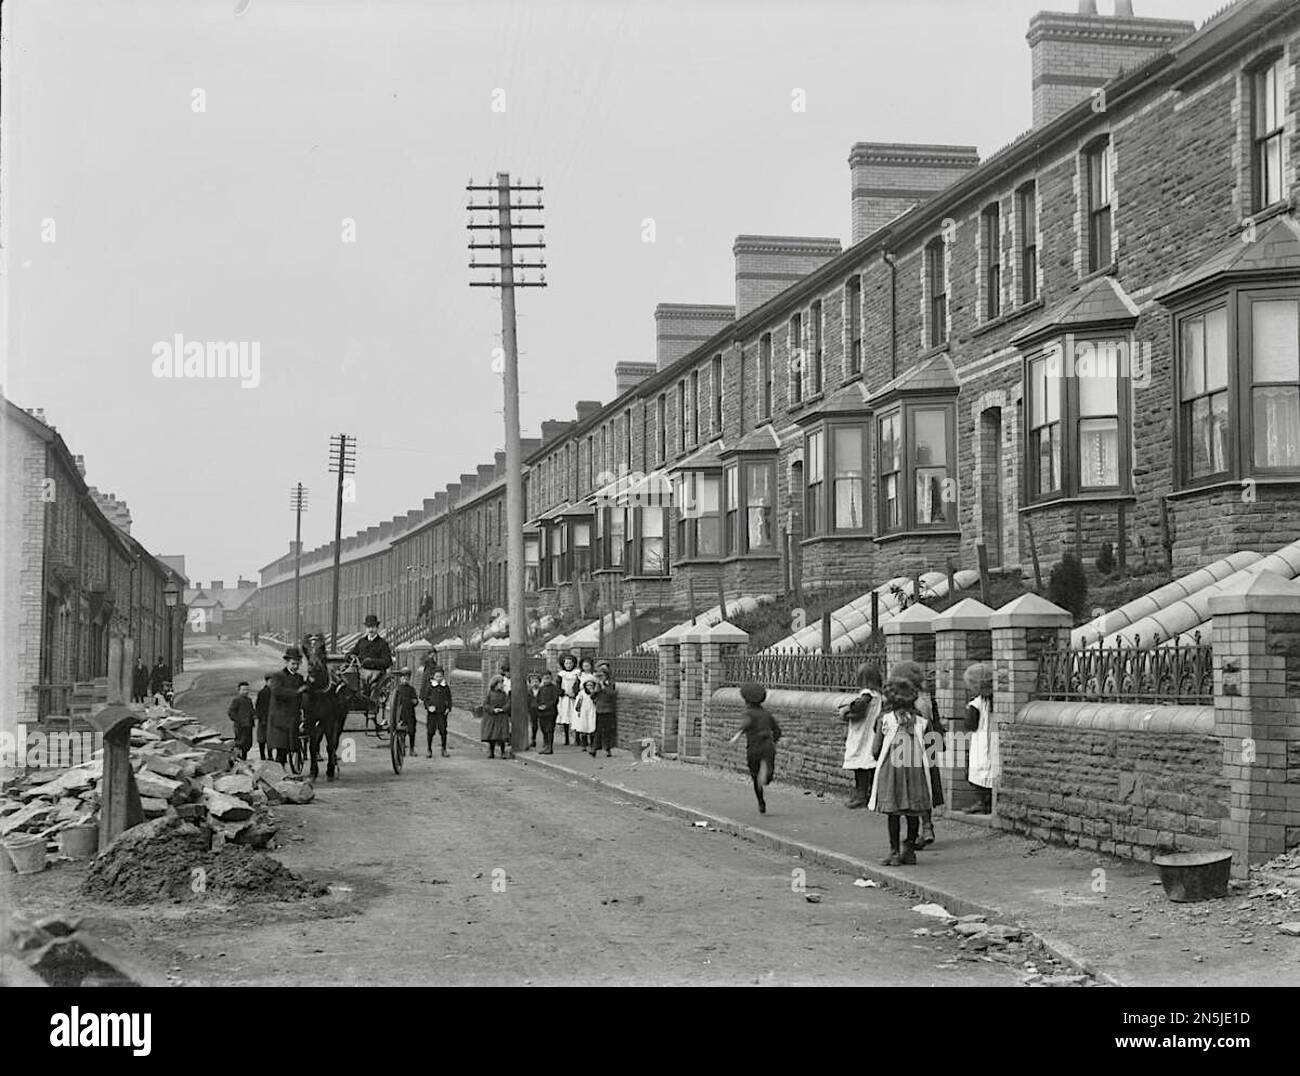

[869,676,933,865]
[227,681,256,760]
[421,665,453,757]
[963,663,997,814]
[729,682,782,814]
[591,663,618,757]
[393,668,420,756]
[534,669,560,754]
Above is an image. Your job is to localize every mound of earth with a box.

[82,815,327,905]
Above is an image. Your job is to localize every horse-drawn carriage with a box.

[324,653,409,774]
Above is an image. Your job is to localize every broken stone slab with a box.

[213,774,255,797]
[258,781,283,805]
[911,902,953,920]
[955,914,987,924]
[210,819,253,841]
[955,922,989,937]
[234,823,278,849]
[173,804,205,822]
[1277,922,1300,937]
[140,797,169,818]
[201,788,254,822]
[273,779,315,805]
[0,803,54,837]
[194,749,233,775]
[986,924,1024,942]
[251,761,286,784]
[141,756,188,779]
[132,770,183,803]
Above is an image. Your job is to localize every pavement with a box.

[443,709,1300,987]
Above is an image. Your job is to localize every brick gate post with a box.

[884,603,936,675]
[482,636,510,695]
[988,594,1072,825]
[679,625,707,759]
[699,622,749,765]
[656,623,689,754]
[1208,572,1300,879]
[932,598,995,811]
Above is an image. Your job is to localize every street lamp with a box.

[163,580,180,675]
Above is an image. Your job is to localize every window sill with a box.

[672,558,724,568]
[1020,492,1136,514]
[839,372,864,388]
[624,574,672,582]
[719,552,781,564]
[799,531,875,547]
[875,529,961,545]
[1240,197,1294,230]
[969,296,1046,339]
[1166,475,1300,501]
[919,342,951,361]
[1079,261,1119,286]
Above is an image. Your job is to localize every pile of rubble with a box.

[2,914,170,987]
[2,703,316,871]
[909,903,1093,986]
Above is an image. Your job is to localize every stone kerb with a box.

[884,603,936,672]
[1208,571,1300,878]
[932,598,995,811]
[989,594,1073,827]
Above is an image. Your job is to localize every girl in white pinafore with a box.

[556,652,580,747]
[962,662,998,814]
[569,657,598,746]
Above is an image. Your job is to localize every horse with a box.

[303,636,355,781]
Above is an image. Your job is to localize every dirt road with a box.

[8,640,1021,986]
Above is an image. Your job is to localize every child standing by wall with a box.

[840,663,883,809]
[963,663,997,814]
[227,681,255,760]
[869,676,933,865]
[534,669,560,754]
[421,665,453,757]
[480,675,511,759]
[592,665,618,757]
[729,682,782,814]
[556,652,579,747]
[571,657,598,748]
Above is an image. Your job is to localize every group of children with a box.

[735,659,998,866]
[478,653,619,759]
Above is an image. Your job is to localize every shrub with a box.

[1048,553,1089,620]
[1095,541,1116,577]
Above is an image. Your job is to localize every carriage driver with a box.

[348,614,394,702]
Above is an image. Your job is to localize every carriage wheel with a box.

[391,723,405,774]
[287,729,305,776]
[372,699,390,742]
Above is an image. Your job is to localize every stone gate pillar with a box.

[656,623,688,753]
[884,603,937,675]
[699,622,749,765]
[988,594,1072,825]
[1208,572,1300,879]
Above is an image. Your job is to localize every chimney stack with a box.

[614,361,657,397]
[211,580,224,592]
[733,236,842,318]
[1027,3,1194,128]
[73,454,86,478]
[575,400,603,425]
[494,451,508,477]
[433,491,448,514]
[459,473,478,495]
[477,463,496,485]
[521,436,541,457]
[540,420,570,445]
[446,483,462,504]
[848,144,981,244]
[654,304,734,370]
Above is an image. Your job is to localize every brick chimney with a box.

[423,498,437,515]
[477,463,496,485]
[849,144,981,244]
[540,420,570,445]
[211,580,224,592]
[238,578,255,589]
[405,509,422,528]
[433,491,448,514]
[459,473,478,494]
[575,400,603,425]
[734,236,843,318]
[379,521,394,541]
[494,451,507,477]
[521,436,541,456]
[654,304,734,370]
[614,361,657,397]
[1027,2,1195,128]
[445,483,461,505]
[73,454,86,478]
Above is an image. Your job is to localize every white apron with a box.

[570,673,597,734]
[866,711,933,812]
[966,694,999,789]
[556,669,580,727]
[842,690,882,770]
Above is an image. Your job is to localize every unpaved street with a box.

[9,641,1020,986]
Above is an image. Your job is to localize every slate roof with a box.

[1011,276,1140,347]
[1155,215,1300,303]
[866,352,960,405]
[669,437,729,471]
[723,425,782,453]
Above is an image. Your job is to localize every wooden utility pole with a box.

[290,484,308,646]
[328,435,355,651]
[469,172,546,755]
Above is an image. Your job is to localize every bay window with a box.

[1022,335,1132,502]
[572,521,591,578]
[1179,306,1230,480]
[832,426,866,530]
[549,524,566,585]
[805,429,825,535]
[673,471,722,560]
[722,458,777,555]
[1250,294,1300,469]
[634,507,667,575]
[877,403,956,533]
[593,507,624,570]
[524,535,540,592]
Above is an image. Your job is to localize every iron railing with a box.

[1034,634,1214,705]
[597,654,659,684]
[721,649,888,692]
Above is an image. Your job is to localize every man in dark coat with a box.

[254,673,273,760]
[348,614,393,710]
[227,681,256,759]
[267,647,308,765]
[148,657,170,697]
[131,659,150,703]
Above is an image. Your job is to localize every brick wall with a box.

[610,682,662,753]
[3,417,48,738]
[999,705,1228,861]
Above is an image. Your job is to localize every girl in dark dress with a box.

[869,676,932,865]
[480,675,511,758]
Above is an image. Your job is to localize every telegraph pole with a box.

[468,172,546,755]
[289,484,309,645]
[328,434,356,651]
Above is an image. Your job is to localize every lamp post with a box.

[163,580,180,677]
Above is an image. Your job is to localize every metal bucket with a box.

[4,833,48,875]
[1153,850,1232,902]
[59,822,99,860]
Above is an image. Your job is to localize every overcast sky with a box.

[3,0,1219,587]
